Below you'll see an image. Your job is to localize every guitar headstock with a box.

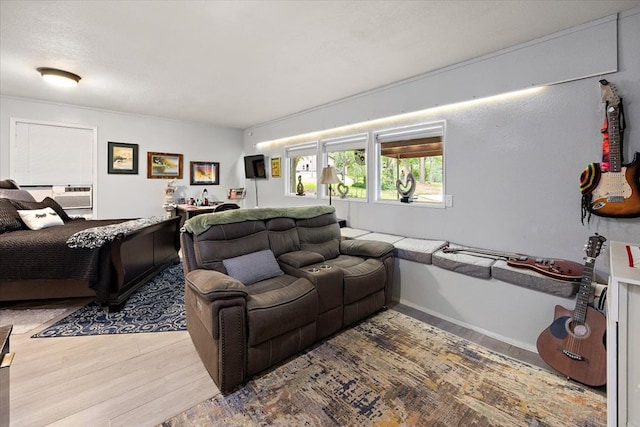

[584,234,607,259]
[600,80,621,106]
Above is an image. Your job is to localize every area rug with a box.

[161,310,606,427]
[32,264,186,337]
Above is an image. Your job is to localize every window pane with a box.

[288,155,317,196]
[380,154,443,202]
[327,149,367,200]
[378,132,444,204]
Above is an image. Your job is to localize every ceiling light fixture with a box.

[37,67,81,87]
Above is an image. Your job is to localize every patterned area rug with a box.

[161,310,606,427]
[32,264,185,337]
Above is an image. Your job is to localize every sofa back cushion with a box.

[266,217,300,257]
[296,213,341,260]
[194,220,269,272]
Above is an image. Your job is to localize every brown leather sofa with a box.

[180,205,394,392]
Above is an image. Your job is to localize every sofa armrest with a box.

[185,269,248,301]
[278,250,325,268]
[340,239,394,258]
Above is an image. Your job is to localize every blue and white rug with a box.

[32,264,186,338]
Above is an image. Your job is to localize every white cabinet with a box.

[608,241,640,427]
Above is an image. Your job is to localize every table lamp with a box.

[320,166,341,205]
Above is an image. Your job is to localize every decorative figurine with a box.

[396,173,416,203]
[337,182,349,199]
[296,175,305,196]
[163,180,177,218]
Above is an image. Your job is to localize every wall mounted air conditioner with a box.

[52,185,92,209]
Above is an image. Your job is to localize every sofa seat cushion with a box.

[394,238,448,265]
[355,232,405,245]
[491,260,579,297]
[324,257,386,305]
[432,245,496,279]
[340,227,371,240]
[246,275,318,346]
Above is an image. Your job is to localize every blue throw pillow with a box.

[222,249,284,285]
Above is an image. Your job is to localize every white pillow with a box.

[18,207,64,230]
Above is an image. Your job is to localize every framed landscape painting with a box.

[108,142,138,174]
[271,157,281,178]
[190,161,219,185]
[147,152,183,179]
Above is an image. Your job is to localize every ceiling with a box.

[1,1,639,129]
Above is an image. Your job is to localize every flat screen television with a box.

[244,154,267,179]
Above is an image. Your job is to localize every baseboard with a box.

[393,296,537,353]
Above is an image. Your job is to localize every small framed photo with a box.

[190,161,220,185]
[108,142,138,174]
[147,152,183,179]
[271,157,281,178]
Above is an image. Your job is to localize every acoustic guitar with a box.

[441,245,583,282]
[535,234,607,387]
[582,81,640,218]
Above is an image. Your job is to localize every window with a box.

[285,142,318,197]
[375,122,444,205]
[10,120,95,185]
[322,134,368,200]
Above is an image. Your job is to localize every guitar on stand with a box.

[580,80,640,220]
[535,234,607,387]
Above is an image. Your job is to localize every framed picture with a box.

[108,142,138,174]
[190,161,220,185]
[271,157,281,178]
[147,152,183,179]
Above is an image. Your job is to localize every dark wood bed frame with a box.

[0,216,181,311]
[0,181,181,311]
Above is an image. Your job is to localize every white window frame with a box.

[321,133,369,202]
[9,117,98,215]
[284,141,319,198]
[374,121,445,207]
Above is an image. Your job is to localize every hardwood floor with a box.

[5,299,549,426]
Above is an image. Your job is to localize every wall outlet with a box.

[445,194,453,207]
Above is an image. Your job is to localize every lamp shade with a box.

[37,67,81,87]
[320,166,341,185]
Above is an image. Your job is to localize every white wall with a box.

[244,10,640,272]
[242,10,640,349]
[0,97,244,218]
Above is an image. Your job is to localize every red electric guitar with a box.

[441,245,583,282]
[536,234,607,387]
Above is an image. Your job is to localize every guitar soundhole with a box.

[566,318,590,339]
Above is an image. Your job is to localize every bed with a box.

[0,181,180,311]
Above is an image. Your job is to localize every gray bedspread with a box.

[0,218,126,303]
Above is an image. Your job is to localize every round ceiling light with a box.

[37,67,81,87]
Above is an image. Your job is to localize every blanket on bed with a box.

[0,219,125,303]
[66,216,167,249]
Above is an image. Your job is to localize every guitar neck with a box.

[574,258,596,323]
[442,246,522,260]
[607,105,622,172]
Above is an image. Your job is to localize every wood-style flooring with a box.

[5,299,548,426]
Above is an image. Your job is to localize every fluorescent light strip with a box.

[255,86,545,150]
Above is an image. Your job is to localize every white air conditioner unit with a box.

[52,185,92,209]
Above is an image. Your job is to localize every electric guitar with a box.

[441,245,583,282]
[535,234,607,387]
[583,82,640,218]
